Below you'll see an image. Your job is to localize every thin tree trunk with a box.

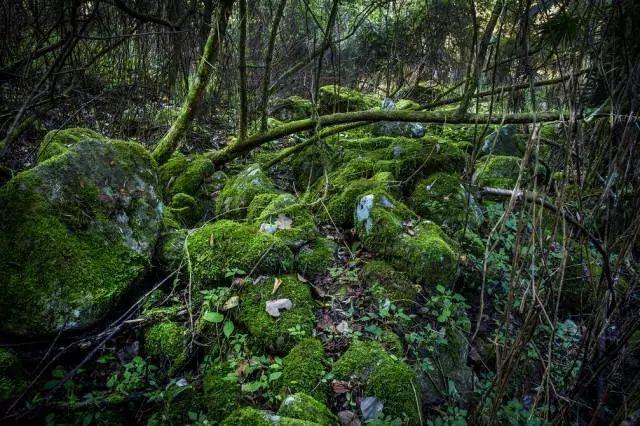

[238,0,248,144]
[259,0,288,132]
[457,0,503,116]
[312,0,340,104]
[151,0,235,165]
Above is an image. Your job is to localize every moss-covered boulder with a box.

[167,192,202,227]
[203,362,241,420]
[278,393,338,426]
[0,138,162,336]
[295,237,336,278]
[472,155,522,189]
[271,96,314,122]
[279,338,328,402]
[393,221,459,287]
[361,260,421,308]
[332,340,421,423]
[412,172,483,231]
[217,164,278,219]
[354,191,414,256]
[37,127,107,162]
[319,84,378,113]
[238,275,315,354]
[247,192,287,221]
[157,152,218,201]
[481,124,523,156]
[143,321,187,365]
[187,220,293,287]
[254,195,318,249]
[220,407,271,425]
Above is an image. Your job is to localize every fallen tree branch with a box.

[207,109,578,165]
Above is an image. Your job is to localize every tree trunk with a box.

[151,0,235,165]
[237,0,248,144]
[259,0,288,132]
[312,0,340,104]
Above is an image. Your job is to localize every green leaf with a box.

[204,311,224,323]
[223,321,234,338]
[268,371,282,381]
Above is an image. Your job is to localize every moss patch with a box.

[319,85,379,113]
[473,155,523,189]
[220,407,271,425]
[187,220,293,287]
[37,127,107,163]
[217,164,278,219]
[279,338,328,402]
[295,237,336,278]
[278,393,338,426]
[238,275,315,354]
[143,321,187,364]
[361,260,420,308]
[203,362,241,420]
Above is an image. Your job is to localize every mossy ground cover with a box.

[1,91,597,426]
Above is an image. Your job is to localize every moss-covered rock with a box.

[412,172,483,231]
[472,155,523,189]
[246,192,285,221]
[393,221,458,287]
[0,139,162,336]
[238,275,315,354]
[354,191,414,255]
[332,340,421,423]
[378,329,404,358]
[147,379,203,425]
[143,321,187,364]
[279,338,328,402]
[322,174,391,228]
[319,85,378,113]
[271,96,314,122]
[217,164,278,219]
[255,196,318,249]
[220,407,271,425]
[361,260,421,308]
[187,220,293,287]
[157,152,217,202]
[167,192,202,227]
[203,362,241,420]
[157,227,188,273]
[295,237,336,278]
[278,393,338,426]
[37,127,107,163]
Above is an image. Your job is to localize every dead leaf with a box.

[272,277,283,294]
[332,380,351,394]
[296,273,308,283]
[265,298,292,317]
[221,295,239,311]
[336,320,349,334]
[209,233,215,247]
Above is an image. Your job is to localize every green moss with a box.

[396,99,421,110]
[0,139,162,336]
[203,362,241,420]
[279,338,328,402]
[246,192,284,221]
[148,379,203,425]
[332,340,390,382]
[220,407,271,426]
[473,155,523,189]
[168,192,202,226]
[144,321,187,363]
[272,96,314,122]
[157,227,188,273]
[37,127,107,163]
[238,275,315,354]
[217,164,278,219]
[158,153,217,203]
[295,237,336,277]
[378,329,404,357]
[319,85,379,113]
[334,136,398,152]
[413,172,466,228]
[322,175,390,227]
[353,191,415,256]
[278,393,338,426]
[361,260,420,308]
[393,221,458,287]
[187,220,293,287]
[366,357,421,424]
[255,198,318,249]
[332,340,421,423]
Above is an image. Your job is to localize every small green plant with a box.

[106,356,159,395]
